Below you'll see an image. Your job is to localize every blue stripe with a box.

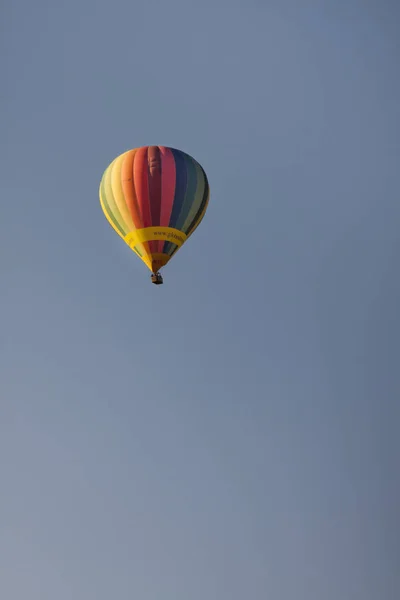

[163,149,188,254]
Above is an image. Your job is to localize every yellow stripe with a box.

[99,169,124,240]
[99,167,152,270]
[110,153,135,232]
[124,227,187,248]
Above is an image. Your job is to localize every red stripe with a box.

[134,147,156,254]
[148,146,162,252]
[159,147,176,252]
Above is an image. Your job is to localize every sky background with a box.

[1,1,399,599]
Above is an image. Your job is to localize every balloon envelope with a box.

[99,146,210,275]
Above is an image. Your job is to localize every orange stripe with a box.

[121,149,150,257]
[121,149,141,228]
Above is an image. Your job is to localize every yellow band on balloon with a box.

[124,227,187,249]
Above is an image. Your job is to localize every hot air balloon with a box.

[99,146,210,285]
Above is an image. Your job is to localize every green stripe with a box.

[186,167,209,237]
[100,166,125,237]
[180,159,206,235]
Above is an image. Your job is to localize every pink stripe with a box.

[158,147,176,253]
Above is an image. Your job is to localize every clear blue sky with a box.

[1,1,399,599]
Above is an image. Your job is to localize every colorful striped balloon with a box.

[99,146,210,278]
